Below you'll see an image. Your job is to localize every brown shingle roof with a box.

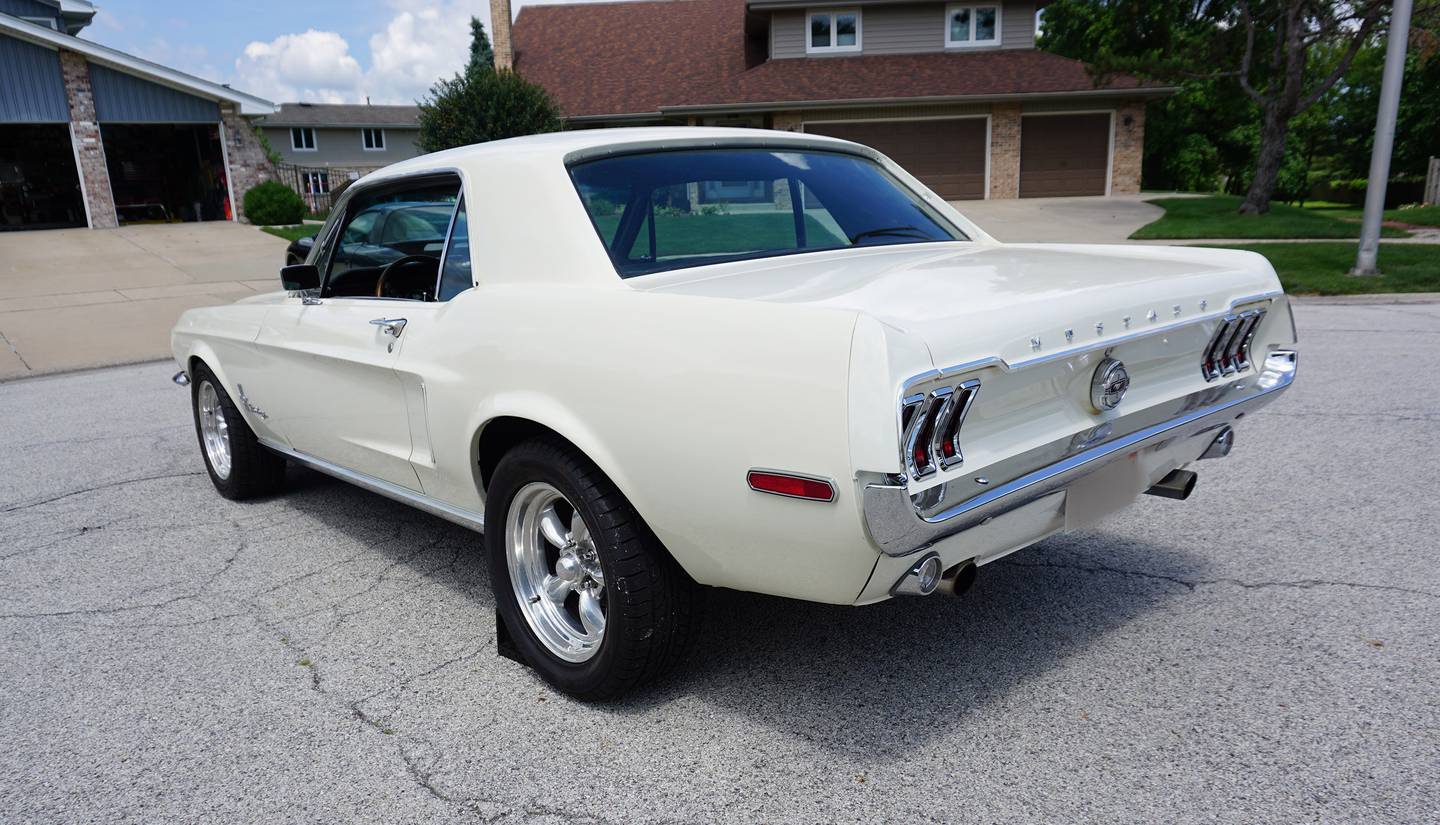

[512,0,1163,119]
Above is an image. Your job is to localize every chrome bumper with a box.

[861,350,1297,557]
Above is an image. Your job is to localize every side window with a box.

[320,173,461,300]
[437,197,471,301]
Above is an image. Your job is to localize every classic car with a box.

[172,128,1298,699]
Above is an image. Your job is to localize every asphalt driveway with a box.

[1,301,1437,823]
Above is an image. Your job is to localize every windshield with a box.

[569,148,967,277]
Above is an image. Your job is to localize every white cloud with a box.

[234,2,491,105]
[233,29,365,104]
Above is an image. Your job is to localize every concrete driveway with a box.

[949,193,1175,243]
[0,223,288,380]
[2,302,1437,823]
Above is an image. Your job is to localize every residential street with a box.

[1,301,1437,823]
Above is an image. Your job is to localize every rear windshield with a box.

[568,148,967,277]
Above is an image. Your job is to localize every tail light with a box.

[900,379,981,481]
[1203,310,1265,381]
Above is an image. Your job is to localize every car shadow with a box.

[279,467,1202,757]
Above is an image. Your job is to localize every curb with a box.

[1291,293,1440,305]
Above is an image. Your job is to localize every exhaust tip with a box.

[1146,469,1197,500]
[892,554,943,597]
[1200,426,1234,460]
[941,560,978,597]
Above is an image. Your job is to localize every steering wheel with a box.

[375,255,438,300]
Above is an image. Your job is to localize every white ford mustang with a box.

[172,127,1297,699]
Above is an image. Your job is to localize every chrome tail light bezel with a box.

[1203,309,1266,382]
[899,379,981,482]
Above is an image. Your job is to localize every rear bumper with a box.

[861,349,1297,558]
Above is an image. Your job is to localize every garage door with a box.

[804,119,987,200]
[1020,114,1111,198]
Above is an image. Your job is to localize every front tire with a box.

[190,363,286,500]
[485,439,701,700]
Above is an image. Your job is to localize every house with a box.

[0,0,277,229]
[256,103,424,208]
[503,0,1173,199]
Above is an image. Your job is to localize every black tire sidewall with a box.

[484,443,633,697]
[190,365,241,496]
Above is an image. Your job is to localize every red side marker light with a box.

[747,471,835,502]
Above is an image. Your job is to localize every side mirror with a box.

[281,263,320,291]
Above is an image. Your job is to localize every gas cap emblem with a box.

[1090,358,1130,411]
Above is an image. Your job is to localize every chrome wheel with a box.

[505,482,606,663]
[197,380,232,481]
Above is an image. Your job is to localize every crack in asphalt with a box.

[1000,558,1440,600]
[0,471,206,513]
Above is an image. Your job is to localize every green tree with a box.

[467,16,494,74]
[417,67,562,152]
[1040,0,1400,214]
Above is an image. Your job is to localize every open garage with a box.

[1019,113,1112,198]
[0,123,86,230]
[804,118,988,200]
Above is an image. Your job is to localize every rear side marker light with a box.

[747,470,836,502]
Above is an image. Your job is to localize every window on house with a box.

[807,10,860,53]
[946,4,1000,47]
[302,171,330,194]
[362,128,386,151]
[291,127,317,151]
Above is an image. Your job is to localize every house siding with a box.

[770,1,1034,59]
[0,32,68,122]
[0,0,59,28]
[88,63,220,123]
[263,126,422,167]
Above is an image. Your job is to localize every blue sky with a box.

[82,0,574,105]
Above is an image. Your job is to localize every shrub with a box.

[417,67,562,153]
[243,181,306,226]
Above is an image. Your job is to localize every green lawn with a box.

[1208,243,1440,295]
[1132,195,1408,240]
[1385,205,1440,227]
[592,211,846,257]
[260,224,321,243]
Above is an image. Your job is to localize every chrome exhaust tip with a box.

[891,553,943,597]
[1145,468,1197,500]
[1200,426,1234,460]
[939,559,978,597]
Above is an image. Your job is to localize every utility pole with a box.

[1352,0,1413,276]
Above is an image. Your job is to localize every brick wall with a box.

[220,104,276,224]
[988,102,1021,199]
[59,50,117,229]
[1110,99,1146,195]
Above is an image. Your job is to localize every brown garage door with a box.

[805,119,987,200]
[1019,114,1111,198]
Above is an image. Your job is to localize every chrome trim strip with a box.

[864,350,1297,556]
[259,438,485,533]
[900,292,1282,394]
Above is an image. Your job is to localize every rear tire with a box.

[189,363,286,500]
[485,438,701,700]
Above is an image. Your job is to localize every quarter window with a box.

[437,197,471,301]
[362,128,386,150]
[807,10,860,53]
[291,127,317,151]
[946,4,1000,47]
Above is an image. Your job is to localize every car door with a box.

[248,173,463,490]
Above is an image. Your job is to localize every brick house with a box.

[506,0,1172,199]
[0,0,276,230]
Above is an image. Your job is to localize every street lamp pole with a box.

[1352,0,1414,276]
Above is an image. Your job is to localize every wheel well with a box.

[476,417,577,492]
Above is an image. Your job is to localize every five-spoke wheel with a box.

[505,482,607,662]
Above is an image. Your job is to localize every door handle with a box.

[369,317,407,338]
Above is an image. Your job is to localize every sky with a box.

[82,0,580,105]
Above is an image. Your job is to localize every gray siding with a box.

[0,33,68,123]
[89,63,219,123]
[0,0,59,28]
[771,0,1034,58]
[263,126,423,167]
